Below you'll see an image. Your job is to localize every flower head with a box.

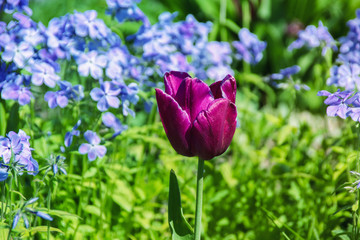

[78,130,107,161]
[155,71,237,160]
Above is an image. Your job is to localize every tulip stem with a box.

[194,158,205,240]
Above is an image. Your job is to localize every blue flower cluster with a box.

[0,0,32,15]
[0,0,269,162]
[288,21,337,56]
[0,130,38,181]
[106,0,150,27]
[319,10,360,121]
[326,10,360,90]
[12,197,53,230]
[265,65,310,91]
[233,28,267,65]
[318,90,360,121]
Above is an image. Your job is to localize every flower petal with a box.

[164,71,191,97]
[175,77,214,122]
[155,88,193,156]
[79,143,91,154]
[191,99,237,160]
[210,75,236,103]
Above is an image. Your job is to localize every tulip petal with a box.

[191,99,237,160]
[155,88,193,156]
[175,77,214,122]
[164,71,191,97]
[210,75,236,103]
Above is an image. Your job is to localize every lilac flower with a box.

[58,81,84,100]
[2,41,34,68]
[0,133,23,164]
[76,51,107,79]
[64,120,81,147]
[90,81,121,111]
[0,130,37,175]
[102,112,128,137]
[31,62,60,88]
[326,64,360,90]
[106,0,150,27]
[318,90,353,119]
[44,91,68,108]
[232,28,267,65]
[78,131,107,161]
[73,10,108,39]
[288,21,337,56]
[1,83,33,105]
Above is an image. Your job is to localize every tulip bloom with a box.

[155,71,237,160]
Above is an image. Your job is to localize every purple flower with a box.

[1,83,33,105]
[232,28,267,65]
[155,71,237,160]
[102,112,128,137]
[77,51,107,79]
[288,21,337,56]
[106,0,150,27]
[90,81,121,111]
[78,130,107,161]
[64,120,81,147]
[0,130,37,175]
[326,64,360,91]
[318,90,353,119]
[44,91,68,108]
[73,10,108,39]
[31,62,60,88]
[2,41,34,68]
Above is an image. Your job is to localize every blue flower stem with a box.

[194,158,205,240]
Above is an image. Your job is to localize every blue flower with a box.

[318,90,353,119]
[102,112,128,137]
[90,81,121,112]
[0,167,8,181]
[232,28,267,65]
[327,64,360,90]
[106,0,150,27]
[31,62,60,88]
[2,41,34,68]
[44,91,68,108]
[73,10,108,39]
[1,83,33,105]
[288,21,337,56]
[77,51,107,79]
[64,120,81,147]
[78,131,107,161]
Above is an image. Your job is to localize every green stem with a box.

[194,159,205,240]
[7,224,12,240]
[47,181,52,240]
[1,181,5,220]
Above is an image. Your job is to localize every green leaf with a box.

[168,170,193,240]
[0,102,6,136]
[21,226,63,237]
[6,103,19,133]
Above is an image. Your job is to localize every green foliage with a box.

[4,0,360,239]
[168,170,194,240]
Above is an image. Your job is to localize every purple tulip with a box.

[155,71,237,160]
